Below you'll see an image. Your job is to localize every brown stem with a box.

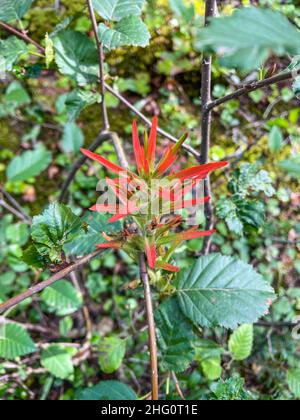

[171,371,185,400]
[0,249,103,315]
[0,198,31,224]
[0,20,45,53]
[200,0,217,255]
[86,0,110,130]
[207,68,300,111]
[139,254,159,400]
[0,186,32,223]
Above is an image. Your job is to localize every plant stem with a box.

[0,249,104,315]
[0,20,45,53]
[139,253,159,400]
[86,0,110,131]
[200,0,217,255]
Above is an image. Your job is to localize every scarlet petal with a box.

[172,162,229,180]
[90,204,118,213]
[80,148,125,174]
[132,120,144,173]
[179,229,216,240]
[96,241,122,249]
[157,261,180,272]
[145,242,157,269]
[147,116,158,166]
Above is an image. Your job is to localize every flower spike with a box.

[147,116,158,167]
[80,148,125,174]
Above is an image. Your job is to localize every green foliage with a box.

[98,337,126,374]
[229,324,254,361]
[0,0,33,23]
[279,156,300,179]
[65,213,122,257]
[0,37,28,71]
[175,253,275,329]
[92,0,145,21]
[287,369,300,399]
[98,16,150,50]
[77,380,137,400]
[61,122,84,154]
[169,0,194,23]
[269,126,283,154]
[41,345,74,379]
[54,30,99,85]
[41,280,82,316]
[196,7,300,71]
[195,339,224,381]
[155,298,196,373]
[62,89,101,122]
[0,323,36,359]
[29,203,82,265]
[209,375,253,401]
[217,164,275,235]
[6,144,52,182]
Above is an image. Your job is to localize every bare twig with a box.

[0,249,103,315]
[0,198,31,224]
[0,20,45,53]
[171,371,185,400]
[87,0,110,130]
[139,253,158,401]
[207,69,300,111]
[0,186,32,222]
[200,0,217,255]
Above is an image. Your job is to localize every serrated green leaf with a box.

[210,375,253,400]
[175,253,275,329]
[0,323,36,359]
[92,0,145,21]
[41,280,82,316]
[98,16,150,50]
[229,324,253,361]
[195,7,300,71]
[64,213,121,257]
[287,369,300,398]
[63,89,101,121]
[31,203,82,264]
[195,339,224,381]
[76,380,137,400]
[0,0,33,23]
[61,122,84,154]
[6,144,51,182]
[98,337,126,374]
[41,345,74,379]
[0,36,28,71]
[269,126,283,153]
[155,298,196,372]
[201,357,222,381]
[54,30,99,85]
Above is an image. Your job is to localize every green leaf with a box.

[228,164,275,198]
[0,323,36,359]
[195,339,224,381]
[64,213,121,257]
[0,36,28,71]
[41,280,82,316]
[63,89,101,121]
[98,16,150,50]
[6,144,51,182]
[229,324,253,361]
[279,156,300,179]
[195,7,300,71]
[169,0,194,23]
[31,203,82,263]
[209,375,253,400]
[76,380,137,400]
[5,80,31,107]
[0,0,33,23]
[175,253,275,329]
[61,122,84,154]
[98,337,126,374]
[155,298,196,372]
[54,30,99,85]
[92,0,145,21]
[269,126,283,153]
[41,345,74,379]
[287,369,300,398]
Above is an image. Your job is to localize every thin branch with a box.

[171,372,185,400]
[207,68,300,111]
[0,198,31,224]
[0,20,45,53]
[139,253,159,401]
[59,131,111,203]
[0,249,103,315]
[0,186,32,222]
[200,0,217,255]
[86,0,110,130]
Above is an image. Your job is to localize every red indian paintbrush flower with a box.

[81,118,228,272]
